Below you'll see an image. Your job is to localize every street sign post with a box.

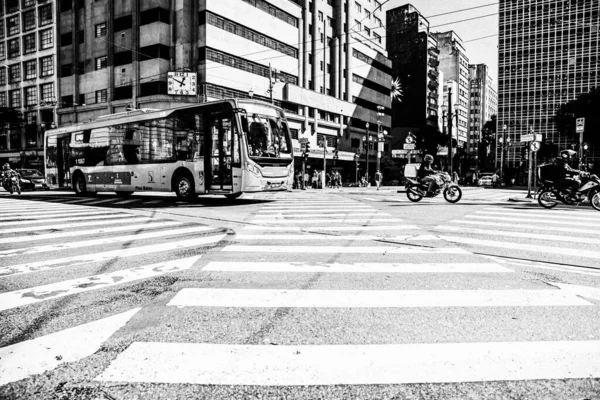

[576,118,585,169]
[403,143,415,150]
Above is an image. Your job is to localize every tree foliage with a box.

[415,116,448,158]
[554,87,600,145]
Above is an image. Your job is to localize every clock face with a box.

[168,72,197,96]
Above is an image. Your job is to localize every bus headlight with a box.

[245,162,262,177]
[287,164,293,176]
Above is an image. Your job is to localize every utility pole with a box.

[447,87,453,175]
[501,124,507,184]
[322,138,327,189]
[269,63,274,104]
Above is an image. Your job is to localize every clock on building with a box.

[167,72,197,96]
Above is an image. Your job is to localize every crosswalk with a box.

[92,197,600,389]
[0,197,226,386]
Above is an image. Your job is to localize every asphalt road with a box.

[1,187,599,400]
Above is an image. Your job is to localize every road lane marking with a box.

[438,235,600,259]
[168,288,591,308]
[222,245,468,254]
[113,199,139,205]
[95,340,600,385]
[0,226,215,257]
[203,261,512,273]
[257,208,374,213]
[0,204,79,211]
[0,234,226,276]
[484,256,600,277]
[0,221,183,244]
[0,256,201,311]
[485,206,600,217]
[0,210,117,222]
[450,219,600,235]
[434,225,600,245]
[84,198,120,205]
[242,225,421,231]
[0,308,140,386]
[250,218,404,224]
[143,200,164,205]
[549,283,600,301]
[3,213,135,227]
[60,199,98,204]
[0,208,99,216]
[475,210,600,222]
[252,213,388,218]
[465,215,599,227]
[234,234,440,241]
[0,215,145,234]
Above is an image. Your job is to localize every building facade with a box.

[468,63,497,165]
[498,0,600,167]
[433,30,469,148]
[53,0,391,184]
[0,0,57,168]
[386,4,441,131]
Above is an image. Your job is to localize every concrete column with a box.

[345,0,353,101]
[333,0,344,99]
[107,0,114,112]
[132,0,139,107]
[311,2,318,90]
[174,0,194,69]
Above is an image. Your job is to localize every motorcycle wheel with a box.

[443,186,462,203]
[590,191,600,211]
[538,189,558,209]
[406,187,423,202]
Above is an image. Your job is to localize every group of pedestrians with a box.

[293,169,344,189]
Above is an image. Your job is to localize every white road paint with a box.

[548,282,600,301]
[0,221,183,244]
[143,200,164,205]
[0,226,215,257]
[475,210,600,222]
[113,199,139,205]
[250,218,404,224]
[243,225,421,231]
[167,288,591,308]
[257,208,374,213]
[484,256,600,278]
[0,216,153,235]
[4,213,135,227]
[234,234,440,241]
[252,213,388,218]
[95,340,600,385]
[60,198,97,204]
[84,198,121,205]
[451,219,600,235]
[435,225,600,245]
[439,235,600,259]
[0,204,77,211]
[0,234,226,276]
[0,308,140,386]
[0,208,98,216]
[0,210,116,222]
[0,256,201,311]
[465,215,599,227]
[222,245,468,254]
[485,206,600,217]
[202,261,512,273]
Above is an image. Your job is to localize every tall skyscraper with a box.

[0,0,57,168]
[498,0,600,166]
[468,63,497,166]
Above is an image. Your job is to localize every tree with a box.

[415,116,448,159]
[479,114,497,170]
[554,87,600,146]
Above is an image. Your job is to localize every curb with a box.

[508,197,535,203]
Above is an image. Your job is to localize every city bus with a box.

[44,99,294,200]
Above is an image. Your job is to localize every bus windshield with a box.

[242,113,291,159]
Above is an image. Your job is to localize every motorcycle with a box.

[2,174,21,195]
[538,172,600,211]
[405,171,462,203]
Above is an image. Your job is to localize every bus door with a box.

[208,115,233,190]
[56,136,71,188]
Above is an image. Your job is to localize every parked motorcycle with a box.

[538,172,600,211]
[405,171,462,203]
[2,175,21,194]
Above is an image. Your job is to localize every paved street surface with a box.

[1,188,599,399]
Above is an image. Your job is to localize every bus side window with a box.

[193,113,205,161]
[123,127,141,164]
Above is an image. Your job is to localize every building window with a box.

[9,89,21,108]
[40,82,54,102]
[40,55,53,76]
[365,10,370,20]
[7,15,19,36]
[95,89,107,103]
[24,111,36,127]
[355,1,361,13]
[23,33,35,53]
[0,42,4,60]
[24,86,36,106]
[23,9,36,31]
[6,0,18,13]
[0,92,6,108]
[23,0,35,6]
[39,4,52,26]
[318,11,323,22]
[95,22,107,37]
[95,56,107,70]
[7,38,19,58]
[0,20,4,39]
[24,59,36,79]
[354,20,361,31]
[373,32,381,43]
[39,28,53,49]
[60,31,72,46]
[0,68,5,85]
[8,63,20,83]
[364,26,370,35]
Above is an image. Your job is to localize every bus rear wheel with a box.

[174,173,196,200]
[73,173,95,196]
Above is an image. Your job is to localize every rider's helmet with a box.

[2,163,9,171]
[560,149,576,159]
[424,154,434,163]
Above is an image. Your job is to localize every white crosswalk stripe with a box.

[93,198,600,388]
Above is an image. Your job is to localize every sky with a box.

[383,0,499,85]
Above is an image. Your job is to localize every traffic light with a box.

[582,142,590,155]
[521,146,529,160]
[305,142,311,154]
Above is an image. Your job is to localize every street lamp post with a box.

[321,137,327,189]
[364,122,370,183]
[500,124,507,183]
[376,106,386,175]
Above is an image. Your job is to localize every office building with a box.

[498,0,599,166]
[0,0,57,168]
[468,63,497,165]
[55,0,392,182]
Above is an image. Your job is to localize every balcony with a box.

[428,69,439,79]
[428,80,439,90]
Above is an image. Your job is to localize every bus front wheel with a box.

[174,173,196,200]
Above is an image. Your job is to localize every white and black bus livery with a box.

[44,99,294,200]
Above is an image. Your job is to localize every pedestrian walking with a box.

[375,169,383,190]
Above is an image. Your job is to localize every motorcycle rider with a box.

[417,154,440,196]
[2,163,21,194]
[554,149,583,197]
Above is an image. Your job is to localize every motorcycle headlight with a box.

[245,162,262,177]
